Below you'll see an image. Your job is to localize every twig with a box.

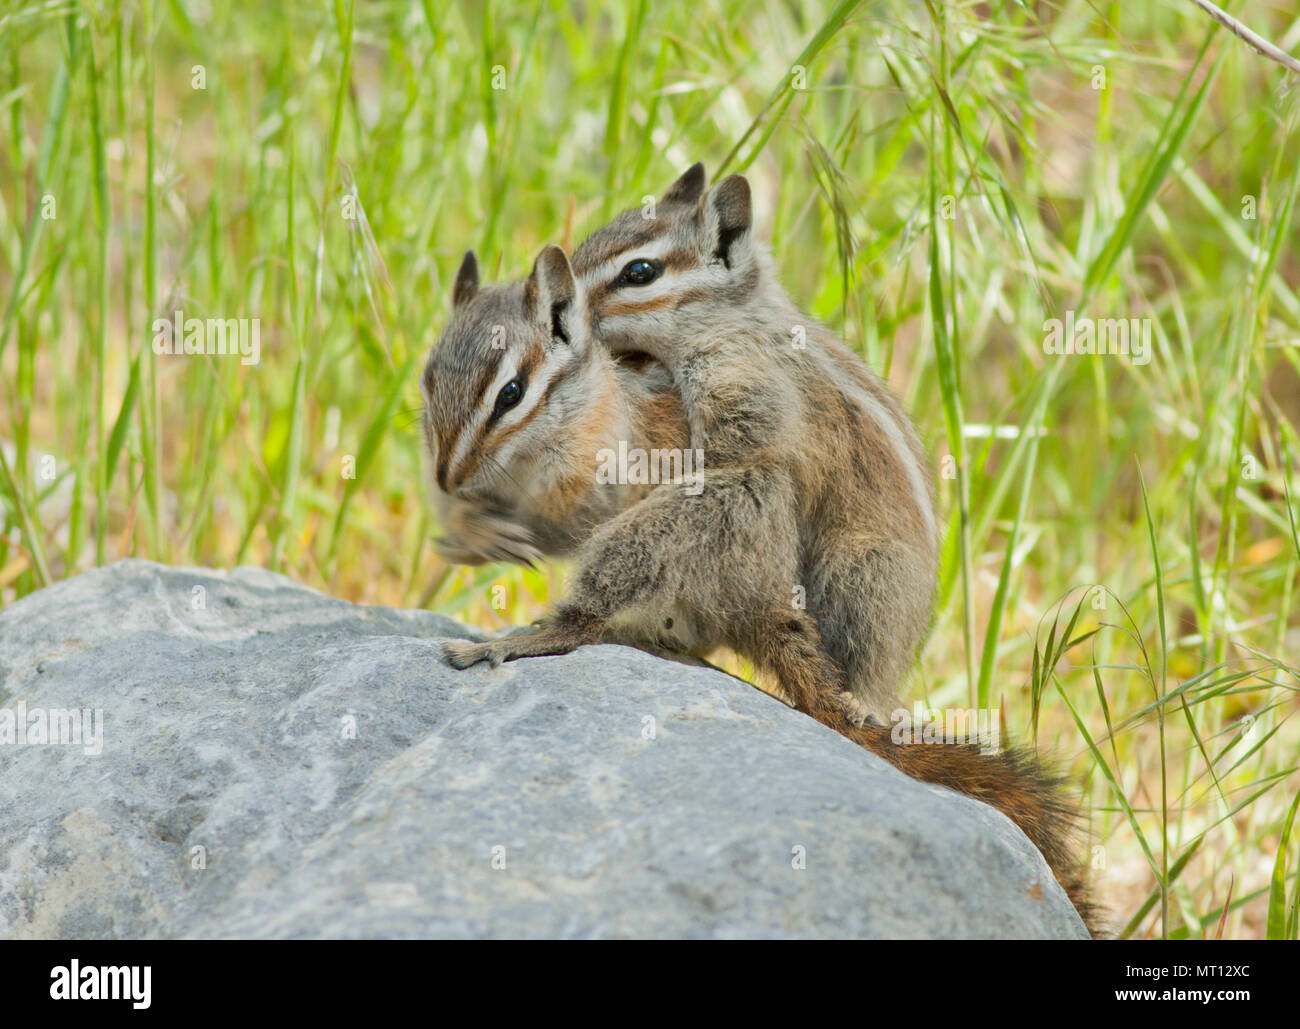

[1184,0,1300,75]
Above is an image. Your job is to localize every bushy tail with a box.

[748,616,1100,934]
[806,692,1099,935]
[854,721,1098,935]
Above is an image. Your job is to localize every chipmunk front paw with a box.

[435,508,544,568]
[441,639,509,669]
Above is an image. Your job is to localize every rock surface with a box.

[0,559,1088,939]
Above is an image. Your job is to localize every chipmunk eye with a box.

[618,259,660,286]
[492,377,524,418]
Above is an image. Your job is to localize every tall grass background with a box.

[1,0,1298,938]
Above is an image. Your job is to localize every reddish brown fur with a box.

[752,635,1099,933]
[430,218,1100,934]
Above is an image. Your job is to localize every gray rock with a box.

[0,559,1087,939]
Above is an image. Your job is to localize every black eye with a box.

[618,259,660,286]
[492,378,524,418]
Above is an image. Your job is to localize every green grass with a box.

[2,0,1299,938]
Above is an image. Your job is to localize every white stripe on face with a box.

[448,350,556,489]
[586,235,685,288]
[581,260,725,334]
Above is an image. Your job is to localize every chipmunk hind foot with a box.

[836,691,893,728]
[740,609,851,723]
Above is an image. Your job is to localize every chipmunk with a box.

[423,250,690,570]
[561,162,941,727]
[422,171,1095,931]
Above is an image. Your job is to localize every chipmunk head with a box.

[421,244,604,506]
[572,162,762,355]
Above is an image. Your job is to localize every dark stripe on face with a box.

[449,340,546,491]
[585,247,702,309]
[454,350,582,488]
[598,285,715,319]
[590,250,759,324]
[572,226,664,274]
[433,344,507,493]
[658,248,700,273]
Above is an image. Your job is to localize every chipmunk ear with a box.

[705,174,752,269]
[452,250,479,310]
[526,244,582,348]
[662,162,708,206]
